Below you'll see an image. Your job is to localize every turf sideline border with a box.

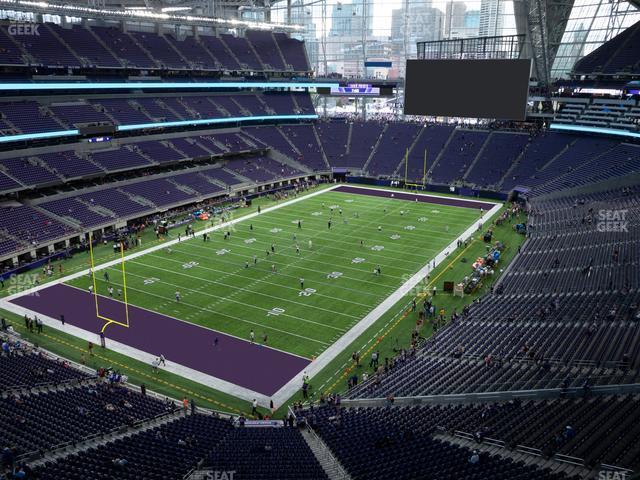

[1,299,274,403]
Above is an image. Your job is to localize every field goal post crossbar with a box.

[88,232,130,333]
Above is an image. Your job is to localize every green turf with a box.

[66,189,481,359]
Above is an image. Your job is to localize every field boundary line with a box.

[1,185,502,408]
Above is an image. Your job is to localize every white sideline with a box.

[0,184,502,409]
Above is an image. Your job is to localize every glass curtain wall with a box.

[551,0,639,79]
[270,0,516,78]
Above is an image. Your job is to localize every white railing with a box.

[304,423,351,480]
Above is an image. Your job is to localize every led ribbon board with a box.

[0,114,319,144]
[550,123,640,139]
[117,114,319,131]
[0,82,339,91]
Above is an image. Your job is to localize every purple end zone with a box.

[10,283,310,397]
[334,185,496,210]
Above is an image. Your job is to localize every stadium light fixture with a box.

[161,7,192,12]
[0,0,305,31]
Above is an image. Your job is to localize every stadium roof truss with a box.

[416,34,526,61]
[0,0,303,31]
[513,0,574,87]
[514,0,640,83]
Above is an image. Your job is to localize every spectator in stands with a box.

[484,354,493,368]
[385,394,394,409]
[468,450,480,464]
[563,425,576,440]
[12,464,27,478]
[622,353,631,371]
[112,457,128,468]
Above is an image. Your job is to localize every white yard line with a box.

[124,256,375,308]
[179,233,434,271]
[146,250,385,300]
[97,267,355,328]
[162,242,398,289]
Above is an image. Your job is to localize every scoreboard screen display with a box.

[404,59,531,120]
[330,84,381,96]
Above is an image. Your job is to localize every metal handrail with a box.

[305,423,350,480]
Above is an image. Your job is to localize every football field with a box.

[68,187,481,358]
[7,185,497,401]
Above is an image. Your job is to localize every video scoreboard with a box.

[330,84,380,96]
[317,83,394,97]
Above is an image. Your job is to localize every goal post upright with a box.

[404,147,409,187]
[423,148,428,188]
[88,232,131,333]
